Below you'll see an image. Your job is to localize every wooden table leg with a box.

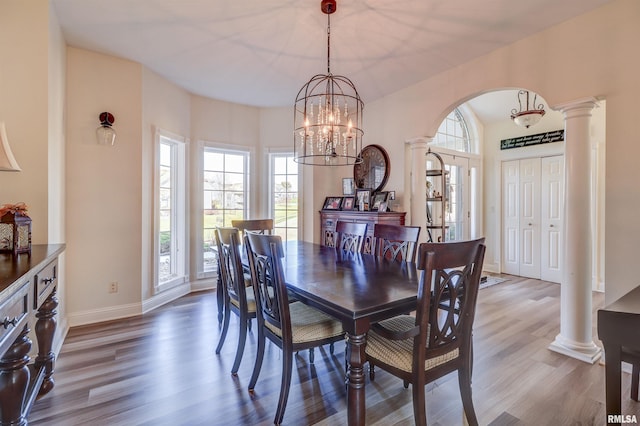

[35,287,58,395]
[0,325,31,426]
[345,331,367,426]
[603,344,622,425]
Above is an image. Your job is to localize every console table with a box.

[319,210,406,254]
[598,284,640,425]
[0,244,65,426]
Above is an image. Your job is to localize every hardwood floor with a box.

[30,276,639,425]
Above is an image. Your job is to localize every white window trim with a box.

[197,140,253,279]
[154,128,188,293]
[267,149,302,240]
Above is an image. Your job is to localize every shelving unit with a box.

[425,149,449,242]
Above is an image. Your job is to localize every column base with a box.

[549,333,602,364]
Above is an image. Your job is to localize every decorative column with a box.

[406,137,432,243]
[548,98,602,363]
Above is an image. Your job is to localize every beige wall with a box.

[141,68,192,302]
[0,0,50,241]
[65,48,143,322]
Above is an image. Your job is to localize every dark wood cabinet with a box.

[319,210,406,254]
[0,244,65,426]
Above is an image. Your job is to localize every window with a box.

[155,130,187,291]
[202,146,249,273]
[269,153,299,241]
[428,108,479,242]
[431,108,470,153]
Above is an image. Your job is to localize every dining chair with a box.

[244,232,344,425]
[365,238,486,426]
[214,227,256,376]
[231,218,274,238]
[372,223,421,262]
[622,350,640,401]
[334,220,367,253]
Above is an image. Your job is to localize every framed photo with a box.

[378,201,388,212]
[371,192,389,211]
[342,178,355,196]
[323,196,343,210]
[341,196,355,211]
[355,189,371,211]
[388,191,396,201]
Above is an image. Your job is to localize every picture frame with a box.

[341,196,355,211]
[355,188,371,211]
[323,196,343,210]
[378,201,388,212]
[371,191,389,211]
[388,191,396,201]
[342,178,355,196]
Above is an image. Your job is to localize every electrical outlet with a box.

[109,282,118,293]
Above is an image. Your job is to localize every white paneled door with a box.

[502,156,564,282]
[540,156,564,282]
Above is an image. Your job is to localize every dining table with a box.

[277,240,421,426]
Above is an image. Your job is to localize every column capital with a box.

[405,136,433,151]
[553,97,599,117]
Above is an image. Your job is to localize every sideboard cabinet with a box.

[0,244,65,426]
[319,210,406,254]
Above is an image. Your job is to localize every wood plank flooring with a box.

[29,276,640,425]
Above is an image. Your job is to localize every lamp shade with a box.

[0,122,21,171]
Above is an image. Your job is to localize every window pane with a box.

[274,157,287,174]
[160,144,171,166]
[224,192,244,209]
[225,172,244,191]
[202,147,249,273]
[204,152,223,170]
[204,171,224,190]
[225,154,245,173]
[270,154,298,242]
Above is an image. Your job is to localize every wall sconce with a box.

[96,112,116,145]
[0,122,21,171]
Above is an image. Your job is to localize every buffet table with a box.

[0,244,65,426]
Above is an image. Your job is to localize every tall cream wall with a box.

[362,0,636,302]
[190,94,260,220]
[141,68,191,301]
[0,1,50,241]
[65,48,143,323]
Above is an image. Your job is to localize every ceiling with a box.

[52,0,612,115]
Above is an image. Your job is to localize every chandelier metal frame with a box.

[293,0,364,166]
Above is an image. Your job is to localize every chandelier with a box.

[293,0,364,166]
[510,90,546,128]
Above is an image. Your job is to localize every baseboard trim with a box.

[65,280,217,328]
